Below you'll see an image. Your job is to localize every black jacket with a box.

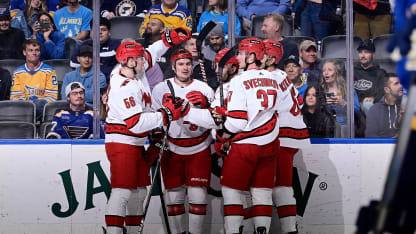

[353,62,386,103]
[365,95,401,138]
[0,67,11,101]
[303,109,335,138]
[0,27,25,60]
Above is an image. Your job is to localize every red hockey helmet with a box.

[215,48,239,70]
[116,41,145,65]
[170,48,193,64]
[238,37,266,61]
[263,39,284,64]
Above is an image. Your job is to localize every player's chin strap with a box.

[125,57,138,74]
[243,53,256,71]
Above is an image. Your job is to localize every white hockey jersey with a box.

[272,69,310,148]
[152,78,215,155]
[105,40,168,146]
[223,69,281,145]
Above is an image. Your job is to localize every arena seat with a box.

[0,100,36,124]
[0,59,25,76]
[375,58,396,74]
[0,121,36,139]
[285,35,316,46]
[373,34,393,59]
[321,35,363,59]
[43,59,73,100]
[42,100,68,123]
[110,16,144,40]
[64,38,77,59]
[39,122,54,139]
[252,15,294,38]
[235,36,250,44]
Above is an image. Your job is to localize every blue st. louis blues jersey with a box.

[46,104,104,139]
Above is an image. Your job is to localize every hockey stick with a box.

[196,20,217,83]
[217,45,237,107]
[138,80,176,234]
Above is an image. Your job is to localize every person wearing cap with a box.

[261,14,299,69]
[10,39,58,121]
[299,39,321,86]
[197,0,241,37]
[70,17,121,83]
[46,81,104,139]
[353,39,387,114]
[61,44,107,105]
[284,55,308,98]
[0,6,25,60]
[202,24,226,62]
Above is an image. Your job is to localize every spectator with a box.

[164,34,218,90]
[0,67,11,100]
[197,0,241,37]
[62,44,106,105]
[47,82,104,139]
[299,39,321,86]
[100,0,151,18]
[321,59,360,136]
[139,0,192,37]
[366,74,403,138]
[11,0,49,38]
[70,17,120,82]
[53,0,92,40]
[237,0,291,34]
[0,6,25,60]
[202,24,226,62]
[142,18,165,46]
[302,85,335,138]
[10,0,60,17]
[284,55,308,98]
[299,0,331,40]
[353,0,392,40]
[261,14,299,69]
[31,11,65,60]
[354,39,386,114]
[10,39,58,121]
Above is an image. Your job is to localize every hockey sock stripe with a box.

[105,215,125,227]
[251,205,273,217]
[276,205,297,218]
[189,203,207,215]
[125,215,143,226]
[224,204,244,216]
[167,204,186,216]
[244,207,254,219]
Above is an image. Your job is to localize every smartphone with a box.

[40,22,50,30]
[326,92,335,97]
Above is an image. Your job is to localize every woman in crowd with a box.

[302,85,336,138]
[11,0,49,37]
[32,11,65,60]
[321,59,360,137]
[197,0,241,37]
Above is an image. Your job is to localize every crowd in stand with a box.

[0,0,407,139]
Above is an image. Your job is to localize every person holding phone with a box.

[32,11,65,60]
[321,59,360,137]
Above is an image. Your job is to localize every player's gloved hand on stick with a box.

[210,106,227,125]
[162,27,191,47]
[145,128,168,167]
[214,130,231,157]
[186,91,209,108]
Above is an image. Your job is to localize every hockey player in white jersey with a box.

[104,27,191,234]
[263,39,310,234]
[151,48,215,234]
[213,37,281,234]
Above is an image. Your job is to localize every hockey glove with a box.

[145,128,168,167]
[214,130,231,157]
[158,95,188,125]
[162,27,191,48]
[186,91,209,108]
[209,106,227,125]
